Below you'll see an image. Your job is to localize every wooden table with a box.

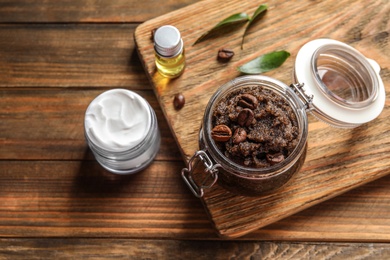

[1,0,390,258]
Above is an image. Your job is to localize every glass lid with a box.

[294,39,385,128]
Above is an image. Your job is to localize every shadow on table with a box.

[70,148,147,199]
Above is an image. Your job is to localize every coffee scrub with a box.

[183,76,309,197]
[211,86,299,169]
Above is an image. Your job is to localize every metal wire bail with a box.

[181,150,220,198]
[290,83,314,111]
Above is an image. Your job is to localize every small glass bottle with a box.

[154,25,186,78]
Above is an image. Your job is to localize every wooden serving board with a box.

[134,0,390,238]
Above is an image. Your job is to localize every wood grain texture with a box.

[135,0,390,238]
[0,24,149,88]
[2,158,390,241]
[0,160,214,238]
[0,0,200,23]
[1,239,390,259]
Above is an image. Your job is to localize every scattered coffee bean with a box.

[217,48,234,62]
[173,93,185,110]
[237,108,254,127]
[232,128,247,144]
[266,153,285,165]
[211,124,232,142]
[238,94,258,110]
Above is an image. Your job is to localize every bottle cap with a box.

[154,25,183,57]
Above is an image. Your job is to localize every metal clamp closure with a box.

[181,150,220,198]
[290,83,314,111]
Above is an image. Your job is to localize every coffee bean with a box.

[232,128,247,144]
[238,94,258,110]
[237,108,254,127]
[217,48,234,62]
[266,153,285,165]
[211,125,232,142]
[173,93,185,110]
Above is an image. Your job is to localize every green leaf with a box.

[242,4,268,48]
[250,4,268,22]
[193,12,250,45]
[237,50,290,74]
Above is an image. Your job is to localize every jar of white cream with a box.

[84,89,161,174]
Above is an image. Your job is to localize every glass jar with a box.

[293,39,385,128]
[84,89,161,175]
[181,39,385,197]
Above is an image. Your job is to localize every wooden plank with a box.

[0,89,181,161]
[134,0,390,238]
[2,160,390,241]
[0,24,149,88]
[1,239,390,259]
[0,160,214,238]
[247,174,390,241]
[0,0,200,23]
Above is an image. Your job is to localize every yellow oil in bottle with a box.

[155,50,185,78]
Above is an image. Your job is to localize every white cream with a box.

[85,89,151,152]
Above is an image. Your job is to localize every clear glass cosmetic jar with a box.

[84,89,161,175]
[182,39,385,197]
